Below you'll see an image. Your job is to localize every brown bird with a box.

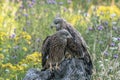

[50,17,93,75]
[42,29,72,70]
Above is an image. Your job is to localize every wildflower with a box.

[104,21,108,26]
[113,54,118,59]
[21,32,26,35]
[15,37,19,42]
[27,41,31,44]
[25,35,31,40]
[0,54,4,60]
[112,37,118,42]
[0,48,2,51]
[118,37,120,41]
[112,22,117,25]
[0,32,7,41]
[3,49,8,53]
[16,65,24,71]
[118,43,120,51]
[26,55,34,61]
[88,27,93,31]
[22,47,28,51]
[20,4,24,9]
[24,14,28,17]
[103,51,109,56]
[59,2,63,5]
[13,46,19,50]
[112,26,117,30]
[26,52,42,62]
[46,0,57,4]
[110,13,116,18]
[32,0,36,3]
[67,0,72,4]
[10,65,17,70]
[36,38,41,42]
[10,33,16,38]
[2,63,13,69]
[7,45,11,48]
[64,7,67,12]
[11,55,17,59]
[28,4,33,8]
[110,42,115,47]
[0,32,6,37]
[97,25,103,31]
[21,64,28,68]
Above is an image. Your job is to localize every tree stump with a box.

[23,58,92,80]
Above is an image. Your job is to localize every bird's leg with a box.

[49,63,53,71]
[65,51,72,59]
[67,54,72,59]
[55,63,60,70]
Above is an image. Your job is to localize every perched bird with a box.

[50,17,93,75]
[42,29,72,70]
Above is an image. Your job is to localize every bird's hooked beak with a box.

[50,23,61,31]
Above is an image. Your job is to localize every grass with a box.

[0,0,120,80]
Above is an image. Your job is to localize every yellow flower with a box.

[2,63,13,69]
[10,66,17,70]
[26,55,34,61]
[16,65,24,71]
[0,32,6,36]
[0,48,2,51]
[21,32,27,35]
[0,54,4,60]
[21,32,31,40]
[26,52,42,62]
[97,5,120,20]
[7,45,11,48]
[0,15,4,24]
[14,36,19,42]
[22,47,28,51]
[27,41,31,44]
[0,32,7,41]
[25,35,31,40]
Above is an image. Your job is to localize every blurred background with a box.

[0,0,120,79]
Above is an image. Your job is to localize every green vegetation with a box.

[0,0,120,80]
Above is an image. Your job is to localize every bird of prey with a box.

[50,17,93,75]
[42,29,72,70]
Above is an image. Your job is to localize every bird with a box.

[50,17,93,75]
[41,29,72,71]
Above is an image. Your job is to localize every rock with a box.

[23,58,92,80]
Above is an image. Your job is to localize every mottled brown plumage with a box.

[42,29,72,70]
[51,17,93,75]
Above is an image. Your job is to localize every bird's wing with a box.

[41,36,51,67]
[66,25,93,75]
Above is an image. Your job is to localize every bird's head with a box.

[57,29,72,40]
[50,17,67,31]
